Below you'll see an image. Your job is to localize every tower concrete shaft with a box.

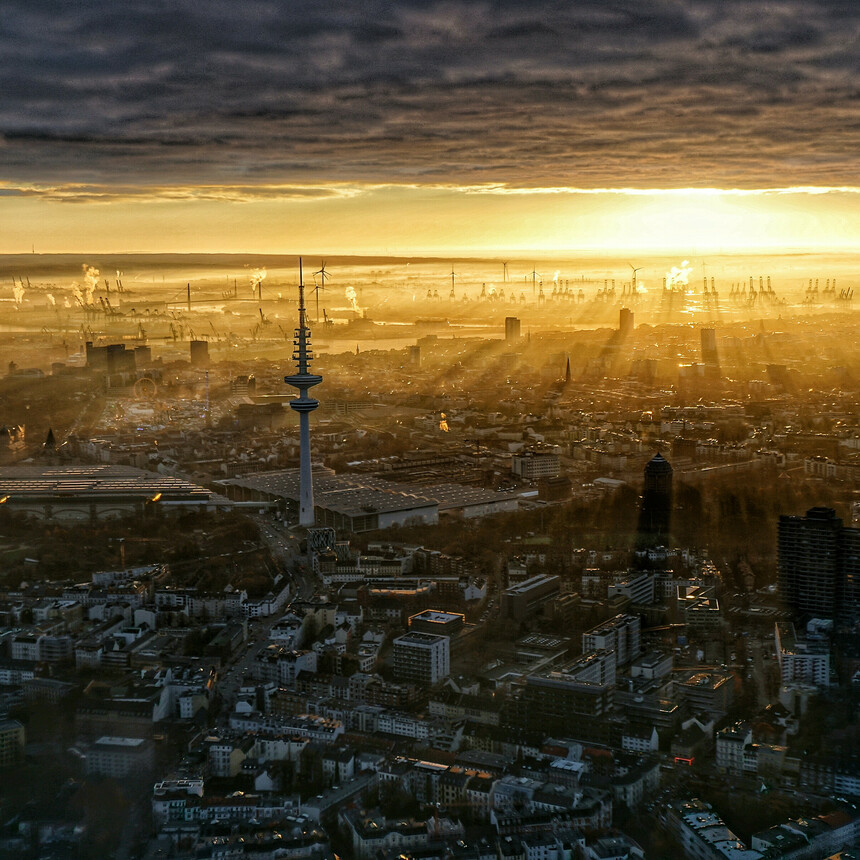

[284,259,322,527]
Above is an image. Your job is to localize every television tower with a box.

[285,258,322,527]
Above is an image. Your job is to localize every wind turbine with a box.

[312,261,331,323]
[530,266,540,296]
[628,263,644,293]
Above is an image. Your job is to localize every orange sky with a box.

[2,185,858,255]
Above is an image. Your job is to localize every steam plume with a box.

[82,265,100,304]
[250,267,267,294]
[665,260,693,291]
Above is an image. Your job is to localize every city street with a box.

[214,517,317,720]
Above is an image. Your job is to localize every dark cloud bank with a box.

[1,0,857,194]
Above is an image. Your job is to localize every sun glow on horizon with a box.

[1,183,858,255]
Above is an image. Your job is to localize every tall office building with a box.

[638,453,673,541]
[778,507,860,623]
[511,451,561,480]
[582,614,641,667]
[619,307,634,336]
[700,328,720,378]
[505,674,613,744]
[190,340,210,368]
[0,719,25,767]
[841,527,860,626]
[392,632,450,686]
[85,342,136,378]
[504,317,521,343]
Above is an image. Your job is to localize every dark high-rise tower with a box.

[778,507,860,623]
[190,339,209,368]
[619,307,634,336]
[638,453,673,542]
[700,328,720,378]
[840,526,860,626]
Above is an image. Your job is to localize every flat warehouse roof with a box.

[224,468,517,516]
[0,465,213,501]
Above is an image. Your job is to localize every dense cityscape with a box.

[2,0,859,857]
[0,253,856,860]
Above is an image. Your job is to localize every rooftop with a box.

[394,631,449,646]
[505,574,560,594]
[223,469,518,516]
[410,610,464,625]
[92,736,148,748]
[0,464,213,502]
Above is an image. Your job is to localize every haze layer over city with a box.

[1,2,858,860]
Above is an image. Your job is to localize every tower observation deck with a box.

[284,259,322,527]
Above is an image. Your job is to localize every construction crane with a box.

[103,297,121,317]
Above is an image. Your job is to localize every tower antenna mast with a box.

[284,257,323,527]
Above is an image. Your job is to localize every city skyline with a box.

[0,4,858,855]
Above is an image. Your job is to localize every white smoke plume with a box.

[71,282,83,306]
[250,267,267,295]
[345,286,360,312]
[82,265,99,304]
[46,294,56,307]
[64,298,72,309]
[12,281,24,305]
[665,260,693,291]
